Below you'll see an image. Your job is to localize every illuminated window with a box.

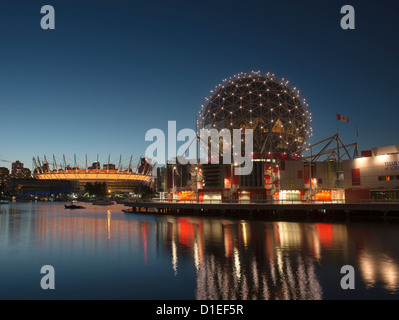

[378,176,396,181]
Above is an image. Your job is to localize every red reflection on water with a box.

[178,217,195,247]
[223,224,233,257]
[315,223,334,247]
[273,222,281,247]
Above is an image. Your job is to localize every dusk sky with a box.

[0,0,398,170]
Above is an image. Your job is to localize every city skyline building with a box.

[11,161,31,179]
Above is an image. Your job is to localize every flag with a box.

[337,114,349,123]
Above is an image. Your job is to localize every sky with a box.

[0,0,398,170]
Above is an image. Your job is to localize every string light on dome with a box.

[199,71,312,155]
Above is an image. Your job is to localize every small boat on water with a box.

[0,201,8,205]
[65,204,85,209]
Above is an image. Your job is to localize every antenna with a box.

[44,155,49,173]
[53,154,58,173]
[116,154,122,180]
[127,155,133,180]
[63,154,67,172]
[33,157,39,174]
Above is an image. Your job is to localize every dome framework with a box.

[198,71,312,156]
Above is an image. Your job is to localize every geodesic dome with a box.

[198,71,312,156]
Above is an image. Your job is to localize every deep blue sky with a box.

[0,0,398,170]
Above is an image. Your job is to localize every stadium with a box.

[31,155,154,196]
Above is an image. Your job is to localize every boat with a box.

[65,204,85,209]
[0,201,8,205]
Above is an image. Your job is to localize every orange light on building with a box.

[314,190,332,201]
[34,170,152,182]
[177,191,196,201]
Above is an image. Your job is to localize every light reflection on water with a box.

[0,202,398,300]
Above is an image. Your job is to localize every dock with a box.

[123,200,399,220]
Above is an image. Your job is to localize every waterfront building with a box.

[156,71,398,203]
[156,167,167,192]
[11,178,77,199]
[11,161,31,179]
[343,145,399,201]
[0,167,10,196]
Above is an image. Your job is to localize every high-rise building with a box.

[11,161,32,179]
[156,167,167,192]
[0,167,10,196]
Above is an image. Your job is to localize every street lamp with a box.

[172,166,176,200]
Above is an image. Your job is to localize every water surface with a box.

[0,202,398,300]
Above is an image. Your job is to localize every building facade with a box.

[157,145,399,203]
[0,167,11,197]
[343,145,399,201]
[11,161,31,179]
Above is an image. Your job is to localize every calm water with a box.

[0,202,398,300]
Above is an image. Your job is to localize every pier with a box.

[123,200,399,220]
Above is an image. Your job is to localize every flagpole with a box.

[336,113,340,163]
[336,113,341,189]
[196,115,199,203]
[356,124,359,158]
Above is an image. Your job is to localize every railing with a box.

[123,198,399,205]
